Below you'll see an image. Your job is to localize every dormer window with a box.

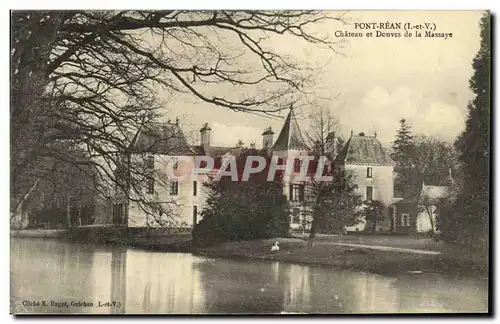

[367,167,373,178]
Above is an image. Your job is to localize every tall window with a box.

[147,177,154,194]
[290,184,305,202]
[293,158,301,173]
[170,180,179,195]
[193,205,198,225]
[366,186,373,201]
[112,203,124,225]
[193,181,197,196]
[146,156,154,169]
[401,213,410,227]
[172,157,179,169]
[146,155,155,194]
[367,167,373,178]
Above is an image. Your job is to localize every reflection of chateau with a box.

[90,249,205,314]
[11,239,488,314]
[281,264,312,311]
[123,251,205,313]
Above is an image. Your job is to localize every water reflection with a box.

[10,238,488,314]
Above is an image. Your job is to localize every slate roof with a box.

[393,196,419,205]
[193,145,243,157]
[418,185,449,204]
[335,134,394,165]
[393,185,449,206]
[273,109,308,150]
[132,122,194,155]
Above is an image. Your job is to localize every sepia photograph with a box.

[9,8,490,315]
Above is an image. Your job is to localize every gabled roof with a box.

[419,185,449,204]
[273,108,308,150]
[393,196,419,205]
[394,184,450,206]
[132,122,194,155]
[335,134,394,165]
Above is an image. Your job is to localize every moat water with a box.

[10,238,488,314]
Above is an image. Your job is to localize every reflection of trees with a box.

[194,258,284,314]
[11,239,488,314]
[281,265,346,314]
[194,258,390,314]
[282,266,399,314]
[11,238,96,314]
[329,271,399,313]
[110,248,127,314]
[390,274,488,313]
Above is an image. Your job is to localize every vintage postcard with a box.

[10,10,490,315]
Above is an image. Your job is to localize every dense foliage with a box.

[311,170,362,235]
[362,199,386,233]
[440,13,490,245]
[391,120,458,198]
[391,119,419,197]
[192,149,290,246]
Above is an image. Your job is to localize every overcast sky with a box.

[160,10,484,148]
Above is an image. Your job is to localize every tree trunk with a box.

[426,206,435,234]
[66,196,71,227]
[372,214,377,233]
[308,188,324,248]
[308,214,320,248]
[78,205,82,227]
[12,178,40,214]
[11,178,40,229]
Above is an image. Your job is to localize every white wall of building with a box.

[416,206,438,233]
[126,154,209,228]
[342,163,394,231]
[345,164,394,206]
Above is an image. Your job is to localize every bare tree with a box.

[11,10,346,226]
[418,195,436,235]
[304,107,360,247]
[305,107,341,157]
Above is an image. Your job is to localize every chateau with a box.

[111,108,396,231]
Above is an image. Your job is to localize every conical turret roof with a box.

[273,106,308,150]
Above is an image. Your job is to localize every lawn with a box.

[194,236,488,278]
[293,233,442,250]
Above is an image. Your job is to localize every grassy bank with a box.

[12,228,487,278]
[194,236,488,278]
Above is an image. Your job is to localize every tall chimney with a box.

[262,127,274,149]
[200,123,212,149]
